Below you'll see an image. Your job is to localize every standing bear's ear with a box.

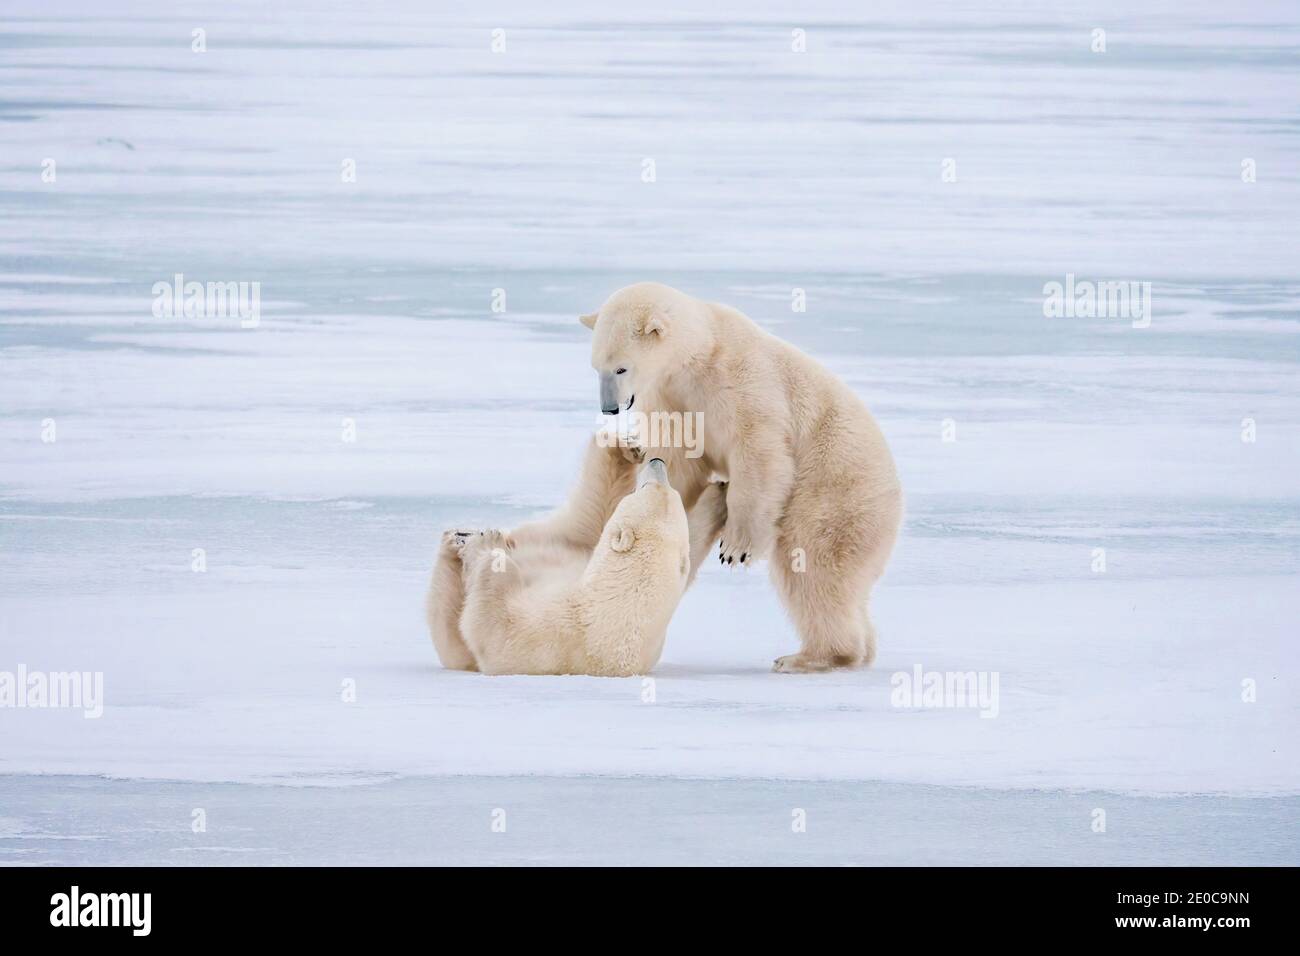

[579,312,598,330]
[609,524,635,552]
[635,310,666,337]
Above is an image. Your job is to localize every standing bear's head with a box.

[580,282,713,415]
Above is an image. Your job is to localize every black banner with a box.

[0,866,1281,942]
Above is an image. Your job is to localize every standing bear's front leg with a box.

[717,443,794,568]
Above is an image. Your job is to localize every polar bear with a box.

[426,438,728,675]
[579,282,903,673]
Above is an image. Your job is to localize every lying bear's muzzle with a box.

[639,457,669,488]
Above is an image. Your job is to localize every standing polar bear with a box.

[581,282,902,672]
[427,438,729,675]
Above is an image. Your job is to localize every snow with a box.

[0,0,1297,862]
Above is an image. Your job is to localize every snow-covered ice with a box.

[1,0,1297,863]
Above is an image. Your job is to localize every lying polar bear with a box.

[427,438,727,676]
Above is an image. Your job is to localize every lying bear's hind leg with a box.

[458,531,529,675]
[426,531,479,671]
[460,530,522,597]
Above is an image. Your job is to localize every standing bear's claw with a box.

[718,537,753,567]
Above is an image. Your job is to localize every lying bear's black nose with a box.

[640,458,669,487]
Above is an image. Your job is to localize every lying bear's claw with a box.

[442,529,477,550]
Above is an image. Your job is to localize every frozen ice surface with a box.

[2,776,1295,866]
[0,0,1297,863]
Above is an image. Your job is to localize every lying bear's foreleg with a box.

[685,481,727,588]
[510,435,641,553]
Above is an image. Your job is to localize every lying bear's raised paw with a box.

[441,529,478,555]
[474,528,512,551]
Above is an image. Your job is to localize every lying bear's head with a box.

[596,458,691,586]
[580,282,712,415]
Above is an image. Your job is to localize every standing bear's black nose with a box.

[599,372,620,415]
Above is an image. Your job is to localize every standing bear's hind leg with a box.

[769,488,900,673]
[770,557,872,672]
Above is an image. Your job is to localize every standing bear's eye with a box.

[615,368,627,375]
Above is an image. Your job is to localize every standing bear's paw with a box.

[772,653,863,674]
[718,520,765,568]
